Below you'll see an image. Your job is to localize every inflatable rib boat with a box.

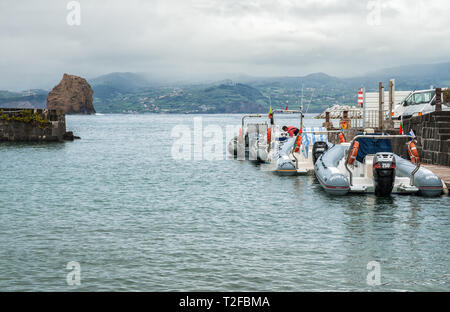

[274,131,297,175]
[228,114,266,160]
[270,126,330,175]
[256,108,331,175]
[315,134,443,197]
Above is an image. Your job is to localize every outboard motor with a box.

[373,152,396,196]
[312,142,328,164]
[278,131,288,141]
[228,136,239,156]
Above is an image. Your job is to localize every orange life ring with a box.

[267,128,271,144]
[340,120,349,130]
[347,141,359,165]
[408,141,420,164]
[294,135,302,153]
[238,128,242,143]
[338,132,346,143]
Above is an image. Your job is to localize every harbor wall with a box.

[397,111,450,166]
[0,108,66,142]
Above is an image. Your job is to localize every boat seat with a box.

[364,155,375,180]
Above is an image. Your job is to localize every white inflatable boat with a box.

[315,134,443,197]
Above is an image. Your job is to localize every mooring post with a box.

[388,80,393,121]
[378,82,384,131]
[322,111,333,130]
[435,88,442,112]
[339,110,351,130]
[344,110,351,129]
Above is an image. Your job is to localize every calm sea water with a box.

[0,114,449,291]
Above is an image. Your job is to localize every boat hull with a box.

[394,155,443,197]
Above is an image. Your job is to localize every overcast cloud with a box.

[1,0,449,90]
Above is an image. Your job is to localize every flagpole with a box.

[399,114,404,135]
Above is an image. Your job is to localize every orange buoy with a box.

[294,135,302,153]
[267,128,271,144]
[408,141,420,164]
[238,128,243,143]
[338,132,346,143]
[347,141,359,165]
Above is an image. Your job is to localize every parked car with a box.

[393,89,450,120]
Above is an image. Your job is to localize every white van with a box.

[393,89,450,119]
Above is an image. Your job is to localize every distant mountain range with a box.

[89,72,151,93]
[0,89,48,109]
[238,62,450,92]
[91,81,269,114]
[1,61,450,113]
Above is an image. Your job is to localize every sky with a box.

[1,0,450,90]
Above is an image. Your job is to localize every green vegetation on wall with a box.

[0,110,51,129]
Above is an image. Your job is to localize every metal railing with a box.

[241,114,263,133]
[364,109,392,128]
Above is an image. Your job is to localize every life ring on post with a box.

[338,132,346,143]
[294,135,302,153]
[340,120,349,130]
[408,141,420,164]
[267,128,271,144]
[347,141,359,165]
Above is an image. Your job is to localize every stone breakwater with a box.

[0,108,68,142]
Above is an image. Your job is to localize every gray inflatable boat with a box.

[263,126,330,175]
[227,114,267,161]
[315,134,443,197]
[275,133,298,175]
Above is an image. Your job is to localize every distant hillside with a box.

[0,90,21,99]
[244,72,350,89]
[93,82,268,113]
[186,83,268,113]
[233,63,450,111]
[0,90,48,109]
[237,73,356,113]
[89,72,152,100]
[90,72,150,91]
[238,62,450,92]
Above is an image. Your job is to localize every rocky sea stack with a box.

[47,73,95,114]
